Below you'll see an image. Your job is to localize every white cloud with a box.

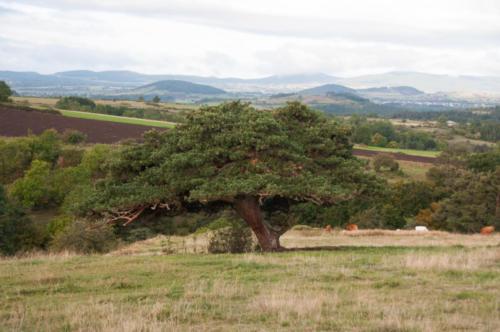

[0,0,499,76]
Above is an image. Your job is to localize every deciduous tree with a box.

[0,81,12,102]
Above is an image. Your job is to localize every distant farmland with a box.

[1,105,438,165]
[0,105,164,143]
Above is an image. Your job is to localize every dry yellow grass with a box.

[1,230,499,331]
[282,228,500,248]
[401,248,500,270]
[107,229,500,256]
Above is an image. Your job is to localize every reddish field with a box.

[0,106,160,143]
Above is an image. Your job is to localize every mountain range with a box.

[1,70,500,110]
[2,70,500,95]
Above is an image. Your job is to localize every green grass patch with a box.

[355,144,440,157]
[59,109,175,128]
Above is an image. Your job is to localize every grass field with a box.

[1,230,498,331]
[11,96,198,112]
[397,160,433,181]
[58,109,175,128]
[355,145,440,158]
[356,155,433,182]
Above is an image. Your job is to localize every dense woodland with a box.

[1,101,499,255]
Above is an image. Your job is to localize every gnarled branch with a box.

[108,206,146,226]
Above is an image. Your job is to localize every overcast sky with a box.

[0,0,499,77]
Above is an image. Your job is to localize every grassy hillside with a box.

[1,231,498,331]
[358,156,434,182]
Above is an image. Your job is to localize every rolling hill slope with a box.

[131,80,226,95]
[299,83,357,95]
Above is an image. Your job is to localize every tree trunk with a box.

[234,195,281,252]
[495,192,500,223]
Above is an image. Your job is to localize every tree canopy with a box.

[0,81,12,102]
[78,101,381,251]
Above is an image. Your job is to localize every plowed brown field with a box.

[0,106,160,143]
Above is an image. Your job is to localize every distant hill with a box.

[131,80,226,95]
[249,73,336,85]
[337,71,500,93]
[357,86,424,96]
[0,71,85,87]
[299,83,357,96]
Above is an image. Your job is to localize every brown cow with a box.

[324,225,333,233]
[345,224,358,231]
[480,226,495,235]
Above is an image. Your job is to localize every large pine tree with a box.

[80,101,379,251]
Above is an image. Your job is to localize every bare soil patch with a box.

[0,105,161,143]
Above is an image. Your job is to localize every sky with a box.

[0,0,499,78]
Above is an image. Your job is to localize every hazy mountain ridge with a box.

[130,80,226,95]
[299,83,357,96]
[337,71,500,93]
[2,69,500,94]
[357,86,424,96]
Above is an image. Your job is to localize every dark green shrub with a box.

[51,220,118,254]
[0,131,63,184]
[51,167,92,207]
[0,186,45,255]
[57,148,84,168]
[31,129,62,164]
[430,167,500,233]
[79,144,114,179]
[47,215,73,238]
[373,154,399,172]
[9,160,53,209]
[55,96,96,111]
[62,129,87,145]
[466,150,500,172]
[208,224,253,254]
[0,138,33,184]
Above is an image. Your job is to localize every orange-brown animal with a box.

[324,225,333,233]
[480,226,495,235]
[345,223,358,231]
